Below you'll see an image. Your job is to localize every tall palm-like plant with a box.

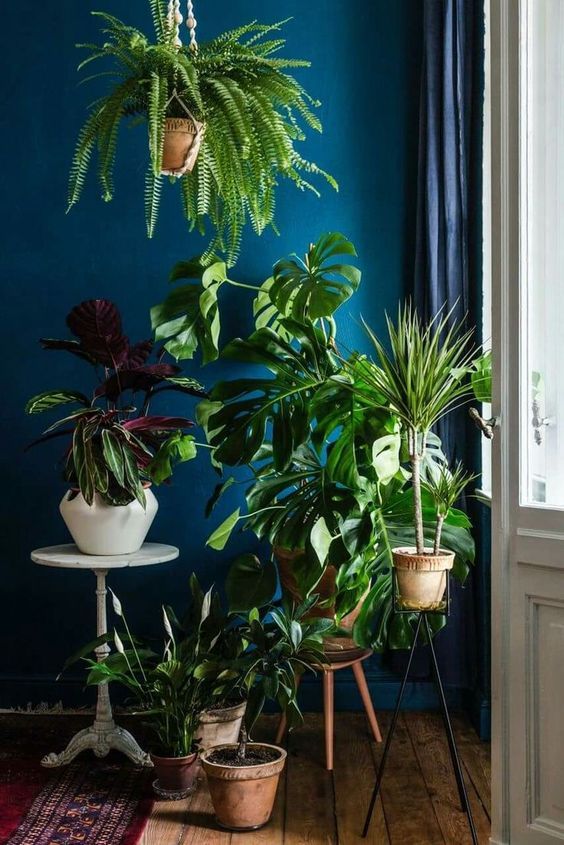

[351,304,478,556]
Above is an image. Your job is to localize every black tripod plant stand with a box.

[362,575,479,844]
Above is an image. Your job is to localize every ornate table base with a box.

[41,569,152,769]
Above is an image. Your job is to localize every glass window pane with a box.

[521,0,564,508]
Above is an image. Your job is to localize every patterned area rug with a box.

[0,717,153,845]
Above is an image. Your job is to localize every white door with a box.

[490,2,564,844]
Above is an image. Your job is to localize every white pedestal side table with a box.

[31,542,179,768]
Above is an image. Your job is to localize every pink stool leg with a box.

[323,670,335,770]
[352,660,382,743]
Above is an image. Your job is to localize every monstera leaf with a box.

[150,258,230,363]
[268,233,361,323]
[208,321,338,469]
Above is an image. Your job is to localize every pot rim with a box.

[150,750,198,765]
[200,742,287,771]
[199,700,247,723]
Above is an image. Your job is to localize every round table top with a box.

[31,543,179,570]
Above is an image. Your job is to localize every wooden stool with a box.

[275,645,382,770]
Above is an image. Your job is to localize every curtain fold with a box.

[402,0,485,700]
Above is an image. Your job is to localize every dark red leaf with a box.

[96,363,181,401]
[123,416,194,432]
[40,338,97,364]
[124,339,154,368]
[66,300,128,367]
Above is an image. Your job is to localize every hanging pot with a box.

[392,547,454,610]
[59,487,158,556]
[201,743,286,831]
[161,106,204,176]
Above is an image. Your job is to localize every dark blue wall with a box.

[1,0,424,704]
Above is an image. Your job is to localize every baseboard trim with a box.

[0,672,481,716]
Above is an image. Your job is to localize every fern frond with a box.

[145,167,163,237]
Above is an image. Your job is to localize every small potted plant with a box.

[68,2,336,262]
[348,303,480,609]
[198,589,330,830]
[76,585,219,798]
[26,299,205,555]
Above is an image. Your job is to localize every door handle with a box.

[469,407,498,440]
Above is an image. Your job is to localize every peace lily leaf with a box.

[206,508,241,550]
[372,433,401,486]
[25,390,91,415]
[225,554,277,613]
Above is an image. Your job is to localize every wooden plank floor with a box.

[141,712,491,845]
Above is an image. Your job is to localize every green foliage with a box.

[422,461,478,518]
[151,234,360,364]
[68,6,337,264]
[471,350,492,403]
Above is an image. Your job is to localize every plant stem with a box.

[227,280,262,292]
[434,514,445,555]
[237,726,248,761]
[410,428,425,554]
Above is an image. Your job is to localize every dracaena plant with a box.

[349,303,480,556]
[26,299,206,507]
[68,4,336,264]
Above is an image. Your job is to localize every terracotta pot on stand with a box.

[150,751,199,799]
[201,743,287,830]
[392,547,455,610]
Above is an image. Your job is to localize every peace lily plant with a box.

[68,1,336,264]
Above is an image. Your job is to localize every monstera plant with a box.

[68,2,336,264]
[152,232,476,649]
[26,299,205,555]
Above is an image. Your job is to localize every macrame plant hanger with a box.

[161,0,204,177]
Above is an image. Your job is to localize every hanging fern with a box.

[68,3,337,265]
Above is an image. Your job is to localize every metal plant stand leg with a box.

[362,614,423,838]
[362,612,478,844]
[41,570,152,769]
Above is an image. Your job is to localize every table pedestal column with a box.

[41,570,152,768]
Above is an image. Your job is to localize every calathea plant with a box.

[68,2,336,263]
[26,299,206,507]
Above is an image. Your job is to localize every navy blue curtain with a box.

[394,0,488,725]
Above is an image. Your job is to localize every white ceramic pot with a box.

[59,488,158,555]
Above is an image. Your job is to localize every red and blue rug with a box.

[0,718,153,845]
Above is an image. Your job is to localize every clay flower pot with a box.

[197,701,247,752]
[392,547,455,610]
[150,751,198,799]
[161,117,204,176]
[200,743,287,830]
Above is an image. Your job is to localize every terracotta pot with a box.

[392,547,455,610]
[150,751,198,796]
[161,117,204,175]
[60,486,158,555]
[274,547,337,620]
[197,701,247,752]
[201,743,287,830]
